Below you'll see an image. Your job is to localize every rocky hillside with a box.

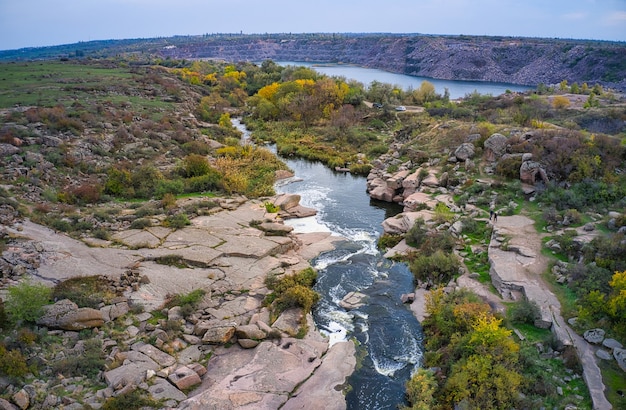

[156,35,626,89]
[2,34,625,91]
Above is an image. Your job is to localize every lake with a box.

[278,61,533,99]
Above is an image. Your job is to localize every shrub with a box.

[154,178,184,198]
[378,233,403,251]
[105,167,134,198]
[0,344,29,378]
[53,275,114,308]
[184,172,222,193]
[164,213,190,230]
[495,156,523,179]
[510,299,541,324]
[17,328,37,345]
[156,255,187,268]
[409,250,460,285]
[6,280,52,323]
[265,267,320,315]
[552,95,571,109]
[161,193,177,210]
[131,165,163,198]
[165,289,206,319]
[564,208,582,225]
[135,205,159,218]
[405,217,427,248]
[0,299,7,329]
[130,218,152,230]
[181,154,212,178]
[102,388,160,410]
[67,183,103,204]
[93,228,111,240]
[420,231,456,254]
[264,202,280,213]
[50,217,72,232]
[348,163,373,175]
[433,202,454,224]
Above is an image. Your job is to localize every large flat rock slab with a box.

[112,229,163,249]
[148,245,223,267]
[284,340,355,410]
[8,220,137,285]
[160,227,225,249]
[216,234,291,258]
[488,216,554,327]
[179,328,336,410]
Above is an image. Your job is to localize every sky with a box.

[1,0,625,51]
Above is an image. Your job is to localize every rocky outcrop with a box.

[144,35,626,91]
[339,291,368,310]
[483,133,508,162]
[520,159,549,185]
[37,299,104,331]
[454,142,475,161]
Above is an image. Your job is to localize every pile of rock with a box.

[583,328,626,371]
[366,132,549,208]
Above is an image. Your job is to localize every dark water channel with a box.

[275,156,423,410]
[234,119,423,409]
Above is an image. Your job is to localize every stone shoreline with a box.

[1,193,356,409]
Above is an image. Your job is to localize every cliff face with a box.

[157,34,626,90]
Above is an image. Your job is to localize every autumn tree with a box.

[411,81,437,105]
[414,289,524,409]
[608,271,626,335]
[552,95,571,109]
[402,368,437,410]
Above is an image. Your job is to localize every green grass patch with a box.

[600,360,626,409]
[513,322,552,343]
[155,255,188,269]
[541,270,580,319]
[463,247,491,283]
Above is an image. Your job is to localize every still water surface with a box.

[278,61,533,99]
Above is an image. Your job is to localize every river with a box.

[274,161,422,409]
[233,70,524,409]
[277,61,533,99]
[234,118,421,409]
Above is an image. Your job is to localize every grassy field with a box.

[0,61,153,109]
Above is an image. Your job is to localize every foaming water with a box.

[274,147,423,409]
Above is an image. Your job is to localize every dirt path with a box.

[490,215,611,410]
